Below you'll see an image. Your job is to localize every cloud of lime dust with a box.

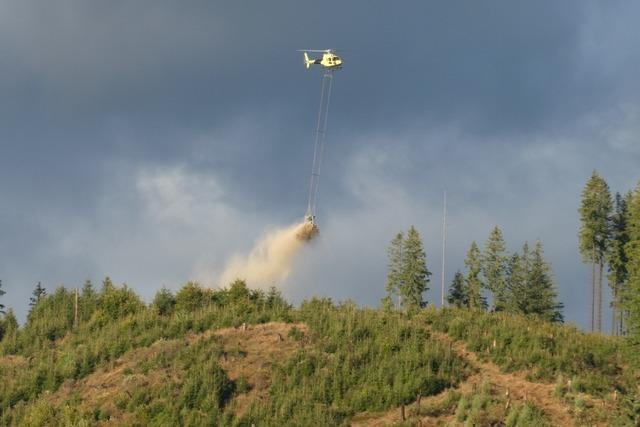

[217,221,318,288]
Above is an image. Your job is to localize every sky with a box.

[1,1,639,329]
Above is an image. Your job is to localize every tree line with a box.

[383,226,563,322]
[579,171,640,338]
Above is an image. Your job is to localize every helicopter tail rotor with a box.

[303,52,313,69]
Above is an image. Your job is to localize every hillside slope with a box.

[0,282,637,426]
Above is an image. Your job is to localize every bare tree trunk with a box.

[591,250,596,332]
[597,259,604,332]
[74,288,78,328]
[612,286,618,336]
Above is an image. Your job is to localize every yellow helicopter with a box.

[300,49,343,70]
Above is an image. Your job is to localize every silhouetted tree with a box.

[29,282,47,307]
[447,271,467,308]
[0,279,5,315]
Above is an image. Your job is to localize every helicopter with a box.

[299,49,343,70]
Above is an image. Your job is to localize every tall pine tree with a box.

[464,242,487,310]
[578,171,612,332]
[399,226,430,310]
[623,183,640,342]
[447,271,468,308]
[608,192,631,335]
[385,232,404,308]
[483,226,508,311]
[29,282,47,307]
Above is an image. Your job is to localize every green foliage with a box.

[385,232,404,307]
[608,193,631,334]
[79,280,98,324]
[385,227,431,311]
[400,226,430,310]
[464,242,487,310]
[504,242,563,322]
[483,226,508,311]
[96,278,144,322]
[175,281,209,312]
[0,309,18,343]
[152,287,176,316]
[578,171,613,332]
[505,402,549,427]
[624,183,640,343]
[447,271,468,308]
[523,241,563,322]
[0,280,294,424]
[29,282,46,308]
[578,171,613,264]
[242,305,468,426]
[422,307,628,396]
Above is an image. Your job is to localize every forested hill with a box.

[0,280,637,426]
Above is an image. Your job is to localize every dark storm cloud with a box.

[1,0,639,326]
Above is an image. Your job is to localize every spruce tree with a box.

[447,271,468,308]
[623,184,640,342]
[526,241,564,322]
[0,280,5,315]
[464,242,486,310]
[578,171,612,332]
[608,192,631,335]
[29,282,47,307]
[0,308,18,341]
[80,279,99,322]
[385,232,404,308]
[483,226,508,311]
[505,250,527,314]
[399,226,430,310]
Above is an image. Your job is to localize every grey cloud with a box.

[1,1,639,329]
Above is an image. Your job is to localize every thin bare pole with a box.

[441,190,447,307]
[74,288,78,328]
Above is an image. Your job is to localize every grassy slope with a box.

[1,286,638,426]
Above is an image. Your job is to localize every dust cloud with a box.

[217,221,318,288]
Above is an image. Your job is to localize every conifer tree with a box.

[447,271,468,308]
[578,171,612,332]
[464,242,486,310]
[0,308,18,341]
[385,232,404,308]
[0,280,5,315]
[483,226,508,311]
[608,192,631,335]
[399,226,430,309]
[505,250,527,314]
[623,184,640,342]
[153,287,177,316]
[29,282,47,307]
[526,241,564,322]
[80,279,99,322]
